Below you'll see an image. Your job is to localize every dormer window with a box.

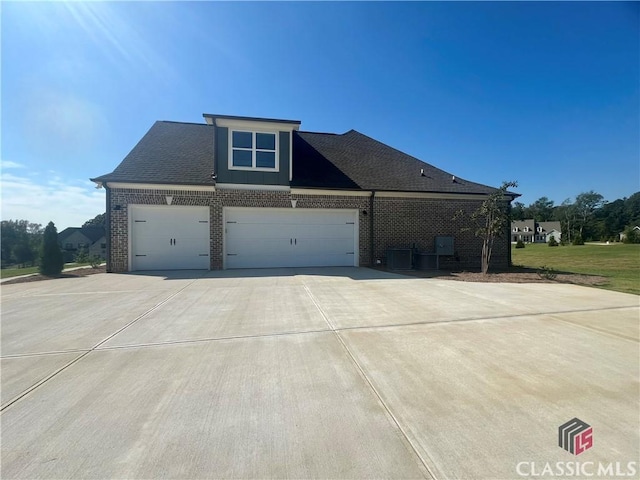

[537,226,543,232]
[513,227,518,232]
[230,130,278,171]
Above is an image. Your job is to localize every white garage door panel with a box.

[225,208,358,269]
[228,223,296,240]
[131,206,210,271]
[296,237,355,254]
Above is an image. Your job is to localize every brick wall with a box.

[107,188,508,272]
[372,197,509,270]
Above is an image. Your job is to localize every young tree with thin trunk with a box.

[560,198,576,243]
[456,181,518,274]
[574,190,604,237]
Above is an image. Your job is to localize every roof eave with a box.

[203,113,301,126]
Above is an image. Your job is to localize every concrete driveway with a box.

[1,268,638,479]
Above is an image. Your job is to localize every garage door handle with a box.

[294,238,297,245]
[290,238,292,245]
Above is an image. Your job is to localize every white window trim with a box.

[228,129,279,172]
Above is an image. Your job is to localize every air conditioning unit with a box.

[416,253,439,270]
[386,248,413,270]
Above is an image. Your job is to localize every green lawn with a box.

[0,266,40,279]
[0,262,96,279]
[512,242,640,295]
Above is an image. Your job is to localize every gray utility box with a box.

[386,248,413,270]
[416,252,439,270]
[435,236,454,256]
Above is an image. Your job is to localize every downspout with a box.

[104,183,111,273]
[507,200,512,268]
[369,190,375,267]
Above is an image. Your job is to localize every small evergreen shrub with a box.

[515,240,525,249]
[40,222,64,276]
[572,234,585,246]
[548,237,559,247]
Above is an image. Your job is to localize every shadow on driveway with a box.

[123,266,414,281]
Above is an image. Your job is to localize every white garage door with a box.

[130,205,210,271]
[224,207,358,269]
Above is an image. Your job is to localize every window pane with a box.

[232,131,252,149]
[256,151,276,168]
[256,133,275,150]
[233,149,252,167]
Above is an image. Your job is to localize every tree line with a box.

[1,213,105,269]
[511,191,640,243]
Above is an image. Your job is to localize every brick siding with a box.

[372,197,509,270]
[107,188,508,272]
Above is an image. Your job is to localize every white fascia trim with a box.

[290,188,508,200]
[375,191,494,200]
[289,131,293,182]
[216,118,300,131]
[216,183,291,192]
[107,182,216,191]
[290,188,372,197]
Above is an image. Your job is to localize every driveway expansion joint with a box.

[301,282,438,480]
[1,277,201,413]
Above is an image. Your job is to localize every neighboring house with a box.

[511,220,561,243]
[620,225,640,242]
[91,113,518,272]
[58,227,106,262]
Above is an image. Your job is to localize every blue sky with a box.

[2,1,638,229]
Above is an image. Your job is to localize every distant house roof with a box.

[537,221,562,233]
[91,121,216,186]
[512,220,535,231]
[58,228,82,243]
[80,227,106,242]
[92,119,516,197]
[58,226,105,244]
[511,220,561,233]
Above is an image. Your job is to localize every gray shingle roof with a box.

[58,227,105,243]
[537,221,562,233]
[92,119,512,196]
[91,121,215,186]
[292,130,501,195]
